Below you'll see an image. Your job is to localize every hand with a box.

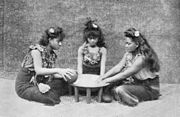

[57,68,77,81]
[30,75,37,85]
[103,78,112,84]
[53,73,63,79]
[96,75,103,84]
[96,78,101,84]
[99,75,107,81]
[38,83,50,93]
[100,75,112,84]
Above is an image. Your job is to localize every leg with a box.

[74,86,79,102]
[98,87,103,102]
[114,85,139,106]
[48,79,68,97]
[113,84,159,106]
[102,85,113,103]
[18,86,60,105]
[86,88,91,104]
[15,70,60,105]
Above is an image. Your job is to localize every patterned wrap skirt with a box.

[111,76,160,105]
[15,67,68,105]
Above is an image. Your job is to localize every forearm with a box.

[100,68,105,76]
[77,47,83,74]
[101,69,114,79]
[31,50,59,75]
[106,67,138,83]
[77,54,83,74]
[77,65,83,74]
[100,62,106,76]
[53,73,63,79]
[101,66,121,79]
[103,53,126,79]
[104,55,145,83]
[100,47,107,76]
[106,72,127,83]
[77,59,83,74]
[35,67,59,75]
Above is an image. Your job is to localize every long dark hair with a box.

[39,26,65,46]
[124,28,160,72]
[83,18,106,48]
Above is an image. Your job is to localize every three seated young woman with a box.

[15,25,160,107]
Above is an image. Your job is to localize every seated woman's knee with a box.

[115,86,126,94]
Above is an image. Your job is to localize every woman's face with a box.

[87,37,98,47]
[49,38,62,50]
[125,37,138,52]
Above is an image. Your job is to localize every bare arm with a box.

[77,46,83,75]
[31,50,59,75]
[100,47,107,76]
[104,56,144,83]
[31,49,75,80]
[100,53,127,80]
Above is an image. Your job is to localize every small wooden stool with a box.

[73,86,103,104]
[70,74,109,104]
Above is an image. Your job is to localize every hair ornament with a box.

[49,28,55,33]
[134,31,140,37]
[92,23,98,28]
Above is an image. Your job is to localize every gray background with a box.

[0,0,180,83]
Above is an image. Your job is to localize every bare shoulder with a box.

[122,52,129,60]
[100,47,107,53]
[31,49,41,57]
[134,55,145,66]
[78,45,84,54]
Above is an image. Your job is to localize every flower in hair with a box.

[134,31,140,37]
[49,28,55,33]
[92,23,98,28]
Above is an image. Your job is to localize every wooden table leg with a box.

[74,86,79,102]
[68,85,72,95]
[86,88,91,104]
[98,87,103,102]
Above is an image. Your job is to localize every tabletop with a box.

[71,74,109,88]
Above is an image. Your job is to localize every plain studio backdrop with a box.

[0,0,180,117]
